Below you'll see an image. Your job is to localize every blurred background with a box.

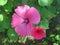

[0,0,60,45]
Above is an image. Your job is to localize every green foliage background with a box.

[0,0,60,45]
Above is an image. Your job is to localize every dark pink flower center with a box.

[24,18,29,24]
[36,30,40,34]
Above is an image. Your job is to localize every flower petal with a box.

[26,7,40,24]
[11,13,24,28]
[26,23,33,36]
[15,23,27,37]
[15,5,30,18]
[15,22,33,37]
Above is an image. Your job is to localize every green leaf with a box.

[56,25,60,31]
[2,38,8,43]
[0,27,5,32]
[0,14,3,22]
[13,0,22,6]
[47,6,56,14]
[50,34,55,38]
[4,0,13,12]
[43,41,48,45]
[0,13,11,32]
[27,0,38,7]
[53,43,59,45]
[4,0,22,12]
[18,37,25,43]
[2,14,11,29]
[7,28,18,40]
[38,0,53,6]
[55,35,60,41]
[57,0,60,5]
[0,0,7,6]
[39,19,49,29]
[40,7,56,20]
[0,14,4,32]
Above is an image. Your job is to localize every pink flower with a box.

[11,5,40,37]
[32,26,45,40]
